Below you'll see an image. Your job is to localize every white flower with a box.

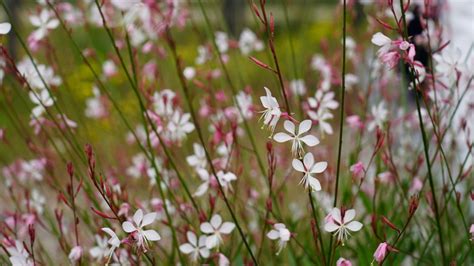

[216,170,237,193]
[193,168,212,197]
[7,240,33,266]
[179,231,210,262]
[289,79,306,96]
[183,67,196,80]
[324,208,363,244]
[85,86,107,119]
[102,227,121,259]
[371,32,392,55]
[68,246,83,263]
[292,152,327,191]
[267,223,291,255]
[433,47,462,86]
[215,31,229,53]
[29,10,59,41]
[239,28,263,55]
[200,214,235,249]
[274,120,320,156]
[152,89,176,117]
[307,90,338,136]
[89,235,109,260]
[196,45,211,65]
[167,111,195,142]
[187,143,207,170]
[17,58,61,90]
[0,22,11,35]
[29,89,54,117]
[236,91,253,120]
[309,110,334,136]
[367,101,388,131]
[102,60,117,78]
[30,189,45,214]
[122,209,161,250]
[259,87,281,135]
[344,74,359,91]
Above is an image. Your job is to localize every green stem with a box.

[398,0,446,262]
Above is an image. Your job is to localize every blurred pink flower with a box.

[374,242,388,263]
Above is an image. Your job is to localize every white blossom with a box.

[267,223,291,255]
[179,231,210,261]
[200,214,235,249]
[324,208,363,244]
[292,152,327,191]
[273,120,320,156]
[122,209,161,250]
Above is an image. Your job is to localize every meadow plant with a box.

[0,0,472,265]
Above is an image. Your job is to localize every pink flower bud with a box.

[336,257,352,266]
[374,242,389,262]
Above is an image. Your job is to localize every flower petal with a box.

[308,177,322,191]
[346,221,363,232]
[210,214,222,228]
[200,222,214,234]
[143,229,161,241]
[324,222,339,232]
[273,132,292,143]
[298,120,312,134]
[133,209,143,226]
[343,209,356,224]
[141,212,157,227]
[371,32,391,47]
[330,208,342,224]
[292,159,305,172]
[0,23,11,34]
[194,182,209,197]
[205,234,219,249]
[122,221,136,233]
[310,161,328,174]
[283,120,295,134]
[199,248,210,258]
[303,152,315,169]
[267,230,279,240]
[300,135,320,147]
[187,231,197,246]
[179,243,194,254]
[219,222,235,234]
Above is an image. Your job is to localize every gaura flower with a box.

[259,87,281,136]
[200,214,235,249]
[324,208,363,244]
[274,120,320,157]
[266,223,291,255]
[179,231,210,262]
[122,209,161,251]
[292,152,327,191]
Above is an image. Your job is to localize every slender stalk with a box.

[308,191,326,265]
[165,28,258,265]
[398,0,446,262]
[328,1,347,263]
[92,1,186,263]
[258,0,291,114]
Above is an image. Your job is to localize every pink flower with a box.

[346,115,364,130]
[374,242,388,263]
[381,51,400,69]
[409,178,423,194]
[350,162,365,179]
[336,257,352,266]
